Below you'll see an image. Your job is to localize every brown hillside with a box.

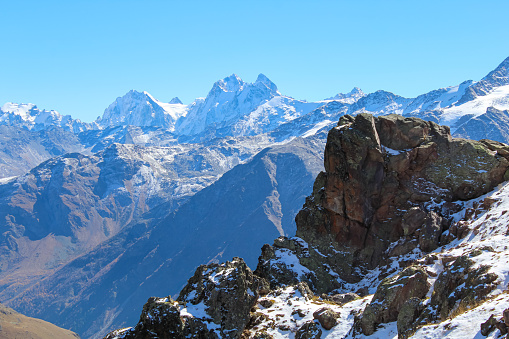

[0,303,79,339]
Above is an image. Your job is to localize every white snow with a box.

[440,84,509,131]
[412,293,509,339]
[301,120,334,138]
[252,286,372,338]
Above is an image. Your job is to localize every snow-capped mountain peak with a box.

[97,90,187,130]
[169,97,183,105]
[456,56,509,105]
[215,74,245,93]
[255,73,279,94]
[482,55,509,85]
[0,102,91,133]
[1,102,37,119]
[326,87,365,103]
[176,73,289,136]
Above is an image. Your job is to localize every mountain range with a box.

[1,56,509,338]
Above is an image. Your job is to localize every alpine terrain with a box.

[1,56,509,338]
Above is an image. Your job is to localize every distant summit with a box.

[169,97,183,105]
[96,90,186,130]
[175,73,299,137]
[0,102,91,133]
[326,87,365,103]
[456,55,509,105]
[255,73,279,93]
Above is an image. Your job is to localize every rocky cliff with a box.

[105,114,509,338]
[258,113,509,290]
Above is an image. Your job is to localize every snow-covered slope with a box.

[440,84,509,131]
[0,102,93,133]
[325,87,365,104]
[175,74,320,138]
[453,107,509,143]
[456,55,509,105]
[405,80,474,114]
[97,90,186,130]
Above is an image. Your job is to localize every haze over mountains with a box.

[1,56,509,338]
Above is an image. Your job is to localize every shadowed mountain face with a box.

[0,139,256,304]
[2,57,509,339]
[7,136,324,338]
[0,126,83,178]
[453,106,509,142]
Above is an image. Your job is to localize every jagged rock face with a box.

[357,265,430,335]
[104,296,217,339]
[416,253,498,325]
[294,113,509,283]
[177,257,270,338]
[104,258,269,339]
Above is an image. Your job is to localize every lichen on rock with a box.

[292,113,509,285]
[416,254,498,326]
[356,265,430,335]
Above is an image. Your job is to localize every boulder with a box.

[324,292,359,304]
[295,320,322,339]
[418,210,444,252]
[397,297,424,338]
[313,307,340,330]
[358,265,429,335]
[481,314,499,336]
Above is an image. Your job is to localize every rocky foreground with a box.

[105,114,509,338]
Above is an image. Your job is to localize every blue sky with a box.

[2,0,509,122]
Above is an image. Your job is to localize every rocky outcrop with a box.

[104,113,509,339]
[104,258,269,339]
[103,296,217,339]
[255,236,343,293]
[177,257,269,338]
[416,252,498,326]
[356,265,430,335]
[265,113,509,287]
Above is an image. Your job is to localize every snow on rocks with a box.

[245,284,371,338]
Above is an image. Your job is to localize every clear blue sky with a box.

[2,0,509,122]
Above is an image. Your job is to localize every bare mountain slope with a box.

[0,303,79,339]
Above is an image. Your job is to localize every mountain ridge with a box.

[1,56,509,339]
[4,56,509,145]
[103,113,509,339]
